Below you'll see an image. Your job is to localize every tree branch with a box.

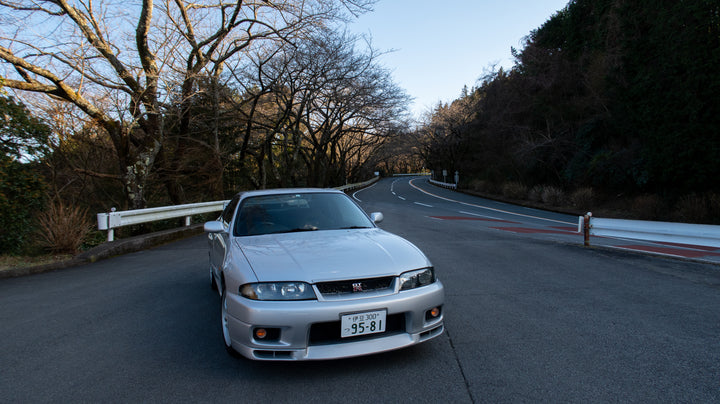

[0,45,110,124]
[52,0,142,93]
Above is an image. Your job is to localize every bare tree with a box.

[231,29,410,188]
[0,0,372,209]
[419,94,478,177]
[370,128,426,175]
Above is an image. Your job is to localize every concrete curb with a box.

[0,224,205,279]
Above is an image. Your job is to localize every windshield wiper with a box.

[261,227,318,235]
[286,227,319,233]
[339,226,372,229]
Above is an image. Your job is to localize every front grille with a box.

[308,313,406,345]
[315,276,394,296]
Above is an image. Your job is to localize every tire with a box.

[210,269,218,292]
[209,252,218,292]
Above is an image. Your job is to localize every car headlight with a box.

[240,282,316,300]
[398,267,436,291]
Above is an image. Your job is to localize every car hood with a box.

[234,228,430,283]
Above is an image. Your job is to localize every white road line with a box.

[390,178,402,194]
[459,210,505,221]
[398,196,406,200]
[408,178,574,225]
[352,181,378,202]
[414,202,434,208]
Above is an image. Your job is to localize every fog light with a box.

[425,307,442,321]
[253,327,280,342]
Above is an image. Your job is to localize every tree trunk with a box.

[123,140,161,210]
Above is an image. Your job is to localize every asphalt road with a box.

[2,177,720,403]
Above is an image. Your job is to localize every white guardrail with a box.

[97,176,380,242]
[428,178,457,189]
[334,175,380,192]
[392,172,431,177]
[578,213,720,248]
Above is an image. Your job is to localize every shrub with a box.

[35,199,92,254]
[528,185,544,202]
[541,186,566,206]
[709,193,720,224]
[631,194,666,220]
[675,192,720,224]
[0,157,46,254]
[466,179,498,194]
[570,187,595,209]
[501,181,528,199]
[466,179,485,192]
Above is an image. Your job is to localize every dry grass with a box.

[467,179,498,194]
[0,254,71,271]
[460,177,719,224]
[501,181,528,199]
[528,185,544,202]
[35,200,93,254]
[541,185,566,206]
[570,187,595,210]
[1,201,94,271]
[674,192,720,224]
[631,194,666,220]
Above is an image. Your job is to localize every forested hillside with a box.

[421,0,720,222]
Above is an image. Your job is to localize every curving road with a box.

[2,177,720,402]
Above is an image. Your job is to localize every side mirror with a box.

[370,212,384,224]
[204,221,225,233]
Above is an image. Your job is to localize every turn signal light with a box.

[253,327,280,341]
[425,307,442,321]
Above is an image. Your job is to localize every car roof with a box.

[233,188,344,199]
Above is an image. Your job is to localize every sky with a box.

[348,0,570,119]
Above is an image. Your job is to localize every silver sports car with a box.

[204,188,444,361]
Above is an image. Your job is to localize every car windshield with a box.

[233,192,374,236]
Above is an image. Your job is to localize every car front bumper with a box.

[224,281,445,360]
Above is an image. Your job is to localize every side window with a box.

[221,196,240,226]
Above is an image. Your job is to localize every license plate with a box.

[341,310,387,338]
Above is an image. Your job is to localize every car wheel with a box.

[220,282,240,357]
[210,268,218,292]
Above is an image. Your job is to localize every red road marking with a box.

[431,216,517,223]
[551,226,578,232]
[654,241,720,252]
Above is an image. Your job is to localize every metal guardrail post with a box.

[96,208,117,242]
[583,212,592,246]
